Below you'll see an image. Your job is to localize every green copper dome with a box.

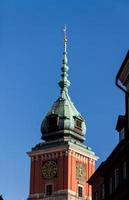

[41,27,86,143]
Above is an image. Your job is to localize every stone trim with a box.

[28,192,91,200]
[30,151,67,161]
[28,144,98,163]
[27,145,68,157]
[68,144,98,161]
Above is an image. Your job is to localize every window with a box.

[114,169,119,189]
[123,161,127,180]
[94,191,98,200]
[47,115,58,131]
[76,120,82,128]
[101,183,105,199]
[74,117,82,130]
[109,177,112,194]
[78,186,83,197]
[46,184,53,196]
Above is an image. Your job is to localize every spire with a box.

[58,26,71,93]
[41,26,86,143]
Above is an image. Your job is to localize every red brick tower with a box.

[27,28,98,200]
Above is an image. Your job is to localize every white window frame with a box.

[77,184,83,198]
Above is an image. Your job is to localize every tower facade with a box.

[27,29,98,200]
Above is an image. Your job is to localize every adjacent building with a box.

[27,30,98,200]
[0,195,4,200]
[88,51,129,200]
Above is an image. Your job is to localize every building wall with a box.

[127,95,129,130]
[91,175,104,200]
[28,144,97,200]
[89,139,128,200]
[29,150,69,196]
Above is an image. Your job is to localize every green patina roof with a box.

[41,27,86,142]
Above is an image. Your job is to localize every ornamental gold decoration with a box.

[76,161,85,178]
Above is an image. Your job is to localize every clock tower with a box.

[27,28,98,200]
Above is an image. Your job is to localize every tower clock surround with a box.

[41,160,57,179]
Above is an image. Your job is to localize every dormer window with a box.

[116,115,125,142]
[47,114,58,132]
[74,117,82,130]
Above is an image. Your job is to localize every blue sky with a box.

[0,0,129,200]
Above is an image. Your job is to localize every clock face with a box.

[42,161,57,179]
[76,161,85,179]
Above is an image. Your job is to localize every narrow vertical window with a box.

[74,117,82,130]
[47,115,58,131]
[46,184,53,196]
[114,169,119,189]
[78,186,83,197]
[109,177,112,194]
[101,183,105,199]
[123,161,127,180]
[94,191,98,200]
